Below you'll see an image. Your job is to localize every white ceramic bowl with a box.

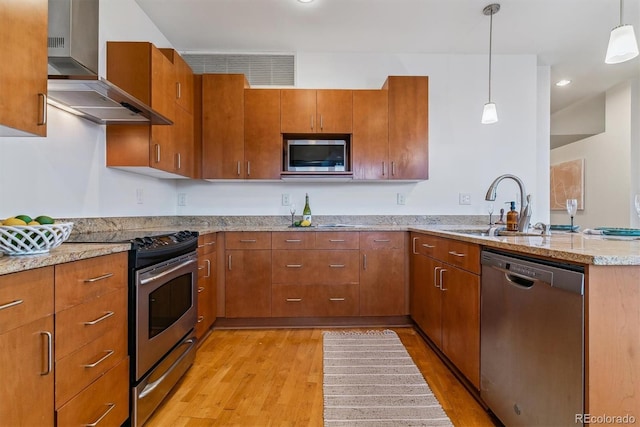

[0,222,74,255]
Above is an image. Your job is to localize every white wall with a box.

[550,80,635,229]
[0,0,549,224]
[177,53,546,224]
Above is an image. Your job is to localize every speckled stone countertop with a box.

[1,215,639,276]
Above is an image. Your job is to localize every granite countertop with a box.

[1,222,639,276]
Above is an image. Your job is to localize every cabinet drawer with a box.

[55,325,127,407]
[315,232,359,249]
[0,267,53,334]
[272,231,316,249]
[411,233,445,258]
[272,284,359,317]
[225,231,271,250]
[55,288,127,360]
[197,233,217,255]
[55,252,127,312]
[272,250,359,285]
[443,239,480,274]
[360,231,405,250]
[56,357,129,427]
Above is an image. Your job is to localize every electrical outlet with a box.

[282,193,291,206]
[397,193,406,205]
[177,193,187,206]
[459,193,471,205]
[136,189,143,204]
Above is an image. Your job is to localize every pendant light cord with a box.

[488,9,493,102]
[619,0,623,25]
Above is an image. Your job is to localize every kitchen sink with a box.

[445,228,544,237]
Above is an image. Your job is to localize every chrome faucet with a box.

[485,174,531,232]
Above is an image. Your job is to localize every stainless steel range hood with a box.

[47,0,171,125]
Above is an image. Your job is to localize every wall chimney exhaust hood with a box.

[47,0,171,125]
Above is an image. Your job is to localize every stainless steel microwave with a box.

[284,139,348,172]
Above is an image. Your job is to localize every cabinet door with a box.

[441,266,480,388]
[202,74,247,179]
[352,90,389,180]
[244,89,282,179]
[0,0,47,137]
[280,89,316,133]
[196,250,216,339]
[0,316,54,426]
[316,90,353,133]
[174,107,194,177]
[359,232,406,316]
[387,76,428,180]
[173,53,194,114]
[225,250,272,317]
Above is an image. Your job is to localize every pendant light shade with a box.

[605,0,639,64]
[481,102,498,124]
[482,4,500,125]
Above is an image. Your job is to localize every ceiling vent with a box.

[182,54,295,86]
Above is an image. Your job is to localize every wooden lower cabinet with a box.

[272,284,359,317]
[0,267,54,426]
[359,232,406,316]
[225,232,272,318]
[196,233,217,339]
[410,232,480,389]
[54,253,129,425]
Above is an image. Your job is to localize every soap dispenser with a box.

[506,201,519,231]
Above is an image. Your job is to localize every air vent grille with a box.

[182,54,295,86]
[48,37,65,49]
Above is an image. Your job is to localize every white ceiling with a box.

[135,0,640,113]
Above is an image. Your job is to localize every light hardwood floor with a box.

[147,327,497,426]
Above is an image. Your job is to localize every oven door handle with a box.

[138,338,196,399]
[140,259,196,285]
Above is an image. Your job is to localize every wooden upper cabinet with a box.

[281,89,352,133]
[160,49,194,114]
[201,74,249,179]
[244,89,282,179]
[352,90,389,180]
[0,0,48,137]
[384,76,429,180]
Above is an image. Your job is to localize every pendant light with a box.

[605,0,639,64]
[482,4,500,124]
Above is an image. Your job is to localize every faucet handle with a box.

[533,222,551,236]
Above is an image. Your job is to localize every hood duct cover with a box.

[47,0,171,125]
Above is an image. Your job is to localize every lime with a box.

[34,215,54,225]
[15,214,32,224]
[294,220,301,227]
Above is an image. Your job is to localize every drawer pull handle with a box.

[38,93,47,125]
[83,311,115,326]
[228,255,232,271]
[197,315,204,323]
[422,243,435,249]
[373,239,391,242]
[205,259,211,278]
[84,273,114,283]
[329,239,346,242]
[434,266,442,289]
[363,254,367,270]
[41,331,52,376]
[329,298,345,302]
[440,269,448,291]
[412,237,418,254]
[198,265,206,270]
[83,402,115,427]
[286,298,302,302]
[329,264,345,268]
[206,241,216,246]
[239,239,257,243]
[198,286,205,293]
[286,264,303,268]
[448,251,467,257]
[285,239,302,243]
[0,299,23,311]
[83,350,114,368]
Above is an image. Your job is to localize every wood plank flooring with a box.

[147,327,497,426]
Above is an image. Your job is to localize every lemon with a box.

[15,214,32,224]
[34,215,54,225]
[28,221,41,225]
[3,217,27,226]
[300,220,311,227]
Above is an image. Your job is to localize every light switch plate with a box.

[459,193,471,205]
[397,193,406,205]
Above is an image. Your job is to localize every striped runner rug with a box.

[323,330,453,427]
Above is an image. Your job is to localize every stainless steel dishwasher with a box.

[480,250,585,426]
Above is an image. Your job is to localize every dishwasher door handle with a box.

[491,266,540,289]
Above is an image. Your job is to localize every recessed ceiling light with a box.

[555,79,572,87]
[297,0,314,3]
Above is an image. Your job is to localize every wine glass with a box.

[566,199,578,232]
[487,203,494,225]
[289,203,296,227]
